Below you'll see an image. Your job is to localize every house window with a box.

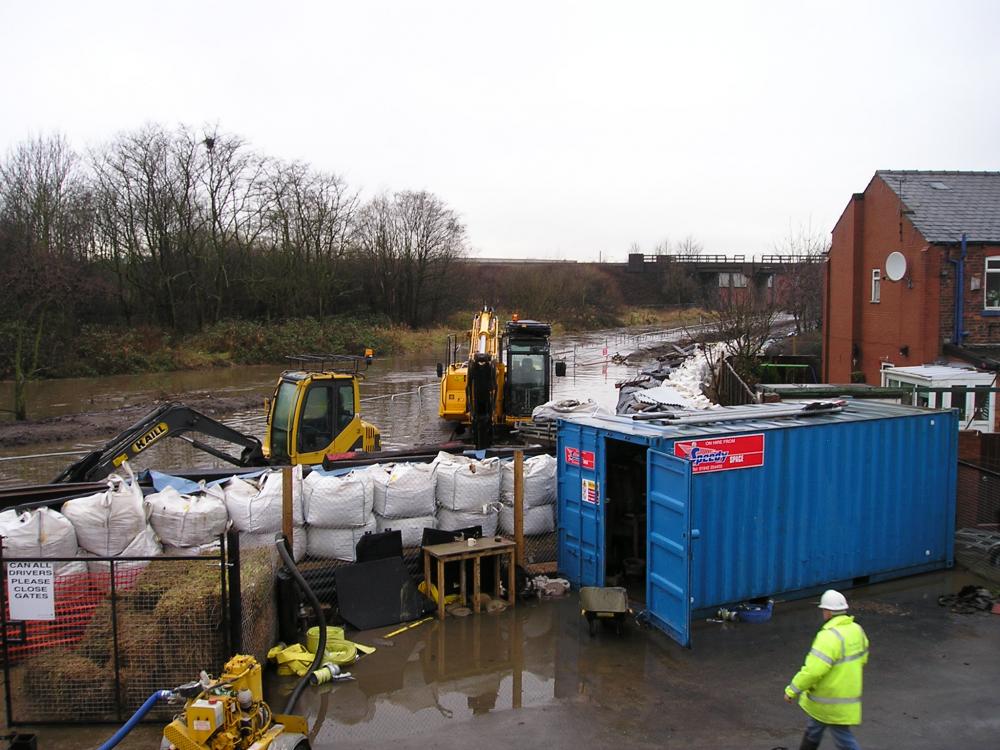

[986,257,1000,309]
[871,269,881,303]
[718,273,730,287]
[766,274,774,288]
[973,386,991,421]
[732,272,747,288]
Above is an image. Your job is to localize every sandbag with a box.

[62,473,147,556]
[499,504,554,536]
[240,526,306,563]
[437,506,499,537]
[304,470,374,528]
[145,485,228,548]
[305,520,377,562]
[225,467,304,534]
[0,507,79,558]
[433,453,502,512]
[370,463,436,519]
[85,526,163,585]
[501,454,556,508]
[375,514,436,549]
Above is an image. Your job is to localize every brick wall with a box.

[939,243,1000,345]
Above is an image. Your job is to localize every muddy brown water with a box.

[0,328,678,487]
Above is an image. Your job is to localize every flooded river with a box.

[0,327,685,487]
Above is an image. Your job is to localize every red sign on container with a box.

[581,450,596,470]
[673,433,765,474]
[565,447,581,466]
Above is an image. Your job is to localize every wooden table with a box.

[422,537,517,620]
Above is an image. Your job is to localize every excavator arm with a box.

[52,402,267,483]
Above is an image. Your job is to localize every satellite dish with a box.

[885,251,907,282]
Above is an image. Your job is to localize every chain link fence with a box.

[955,458,1000,585]
[1,548,229,725]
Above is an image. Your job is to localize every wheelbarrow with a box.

[579,586,629,636]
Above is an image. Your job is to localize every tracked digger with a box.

[438,308,554,449]
[53,354,381,483]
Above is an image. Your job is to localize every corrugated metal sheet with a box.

[556,401,958,646]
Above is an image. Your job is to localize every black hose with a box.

[275,533,327,715]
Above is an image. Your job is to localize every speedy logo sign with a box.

[565,447,596,470]
[673,433,765,474]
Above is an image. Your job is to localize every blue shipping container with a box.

[556,401,957,646]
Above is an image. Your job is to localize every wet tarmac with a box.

[15,568,999,749]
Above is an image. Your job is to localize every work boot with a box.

[798,735,820,750]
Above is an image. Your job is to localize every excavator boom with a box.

[52,402,266,483]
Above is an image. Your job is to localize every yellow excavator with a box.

[53,354,381,483]
[438,308,554,448]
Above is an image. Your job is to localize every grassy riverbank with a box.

[15,306,704,380]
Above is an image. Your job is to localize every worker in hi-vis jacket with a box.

[784,589,870,750]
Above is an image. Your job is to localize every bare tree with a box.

[775,226,828,333]
[0,135,92,418]
[355,191,466,327]
[675,235,703,256]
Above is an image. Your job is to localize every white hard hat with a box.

[818,590,849,611]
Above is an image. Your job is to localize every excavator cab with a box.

[503,320,552,419]
[264,357,380,465]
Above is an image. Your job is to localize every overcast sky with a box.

[2,1,998,260]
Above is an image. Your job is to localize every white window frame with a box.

[732,272,747,288]
[871,269,881,303]
[985,256,1000,309]
[718,272,730,288]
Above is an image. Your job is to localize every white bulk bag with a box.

[0,507,79,558]
[241,526,306,563]
[62,473,148,556]
[371,463,436,519]
[225,467,304,534]
[375,514,436,549]
[145,485,228,548]
[433,453,502,512]
[85,526,163,584]
[499,504,555,536]
[305,519,377,561]
[436,505,499,538]
[501,454,557,508]
[303,470,374,528]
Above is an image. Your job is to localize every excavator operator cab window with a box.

[337,382,355,432]
[299,384,335,453]
[270,381,299,461]
[506,341,550,417]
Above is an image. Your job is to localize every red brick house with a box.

[823,170,1000,387]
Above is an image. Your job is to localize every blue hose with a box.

[97,690,172,750]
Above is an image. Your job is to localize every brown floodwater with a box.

[0,327,684,487]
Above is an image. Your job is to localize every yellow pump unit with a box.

[162,655,310,750]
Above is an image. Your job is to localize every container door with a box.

[557,424,603,587]
[646,448,693,647]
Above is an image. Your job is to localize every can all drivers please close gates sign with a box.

[673,433,765,474]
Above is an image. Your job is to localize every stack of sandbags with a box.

[0,507,87,578]
[224,467,305,562]
[499,454,557,535]
[145,484,228,556]
[369,463,437,548]
[303,469,376,561]
[434,452,502,537]
[61,472,162,581]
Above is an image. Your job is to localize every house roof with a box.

[876,170,1000,244]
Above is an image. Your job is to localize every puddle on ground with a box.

[267,595,662,747]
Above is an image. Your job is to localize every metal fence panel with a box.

[1,546,229,725]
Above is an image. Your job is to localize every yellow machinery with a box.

[438,308,553,448]
[263,354,381,465]
[54,353,381,483]
[162,655,310,750]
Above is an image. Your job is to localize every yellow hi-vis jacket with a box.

[785,614,869,725]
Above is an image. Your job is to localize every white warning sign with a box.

[6,561,55,621]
